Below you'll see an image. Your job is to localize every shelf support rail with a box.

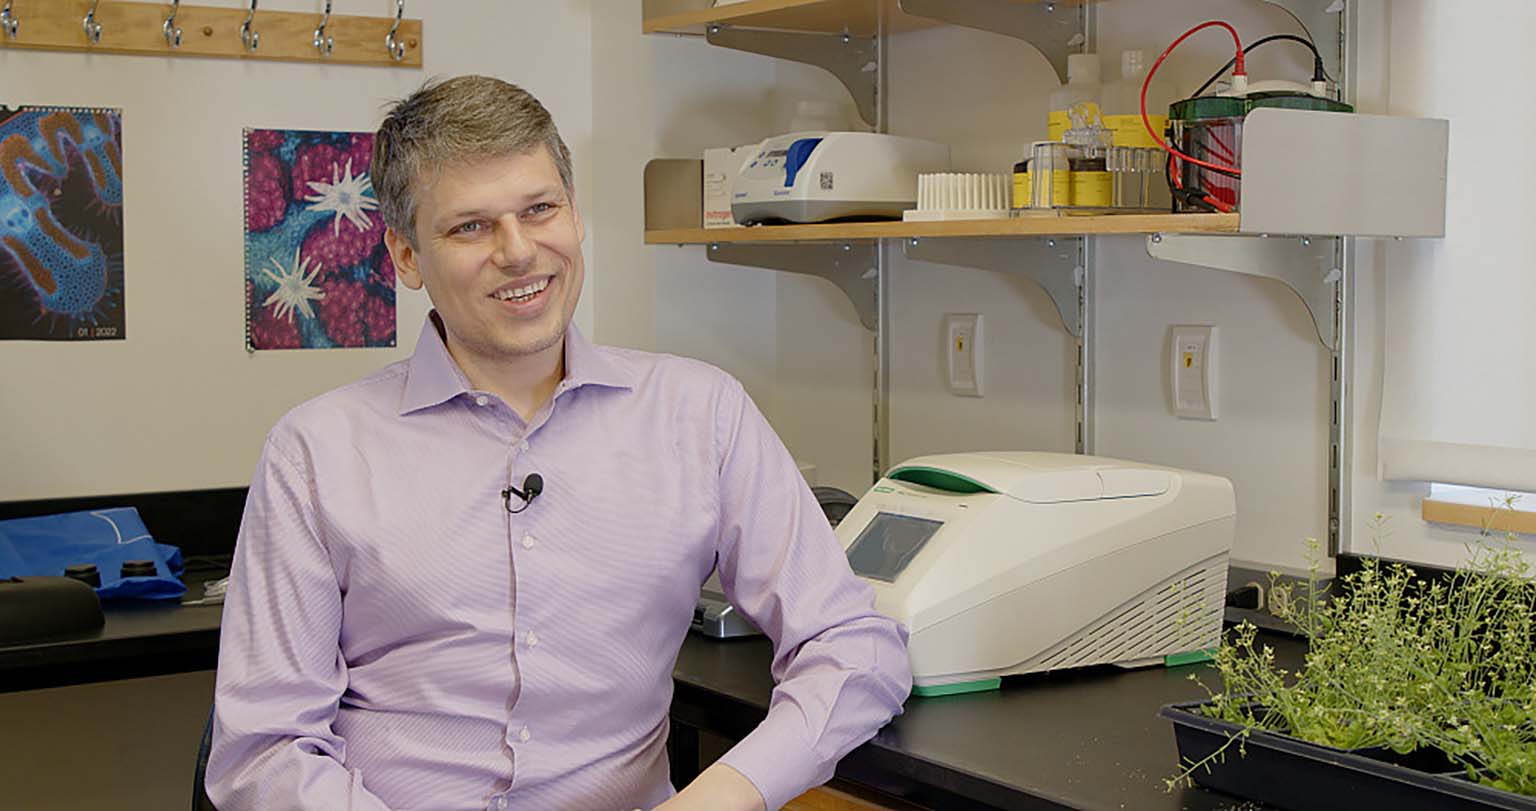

[706,241,879,331]
[706,25,879,126]
[1145,233,1343,351]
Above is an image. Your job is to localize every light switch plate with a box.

[1171,325,1217,420]
[945,314,983,397]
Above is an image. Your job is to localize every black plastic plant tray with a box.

[1161,699,1536,811]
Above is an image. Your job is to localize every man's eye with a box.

[526,202,555,217]
[453,221,483,235]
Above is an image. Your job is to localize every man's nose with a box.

[491,217,537,268]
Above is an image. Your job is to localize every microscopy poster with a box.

[0,106,124,341]
[244,129,396,350]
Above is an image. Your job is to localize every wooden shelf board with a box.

[643,0,938,37]
[1423,498,1536,536]
[644,213,1242,244]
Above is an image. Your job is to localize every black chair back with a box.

[192,706,216,811]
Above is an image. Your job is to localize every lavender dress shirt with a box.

[207,314,911,811]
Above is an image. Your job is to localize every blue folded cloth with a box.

[0,507,185,600]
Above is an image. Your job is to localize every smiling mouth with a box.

[491,277,551,304]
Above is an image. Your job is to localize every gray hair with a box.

[372,75,574,246]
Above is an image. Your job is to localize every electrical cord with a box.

[1166,150,1227,213]
[1191,33,1331,98]
[1141,20,1246,179]
[181,553,234,573]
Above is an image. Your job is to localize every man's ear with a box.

[385,226,423,290]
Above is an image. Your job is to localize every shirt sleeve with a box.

[206,434,394,811]
[710,378,912,811]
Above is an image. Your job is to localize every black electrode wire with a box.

[1192,33,1331,98]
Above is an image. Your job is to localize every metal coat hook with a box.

[163,1,182,48]
[240,0,260,52]
[314,0,334,56]
[385,0,406,61]
[83,1,102,44]
[1,0,17,40]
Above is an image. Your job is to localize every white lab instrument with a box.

[731,132,950,224]
[837,452,1234,696]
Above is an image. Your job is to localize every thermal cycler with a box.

[837,452,1235,696]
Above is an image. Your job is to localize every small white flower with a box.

[304,158,379,236]
[262,246,325,322]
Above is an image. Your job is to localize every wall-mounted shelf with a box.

[645,100,1448,349]
[645,213,1239,245]
[645,106,1447,247]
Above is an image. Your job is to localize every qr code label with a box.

[820,172,834,190]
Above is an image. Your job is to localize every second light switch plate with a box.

[1171,325,1217,420]
[945,314,983,397]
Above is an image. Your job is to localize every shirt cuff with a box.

[716,707,831,811]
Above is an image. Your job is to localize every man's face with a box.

[386,146,584,366]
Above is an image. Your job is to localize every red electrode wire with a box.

[1142,20,1246,180]
[1167,151,1233,214]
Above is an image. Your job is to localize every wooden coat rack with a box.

[0,0,423,68]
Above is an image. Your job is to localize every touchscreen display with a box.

[845,512,944,583]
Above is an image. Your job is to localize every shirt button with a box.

[527,631,540,648]
[494,797,507,811]
[518,725,531,743]
[475,395,489,407]
[521,534,536,550]
[518,440,530,452]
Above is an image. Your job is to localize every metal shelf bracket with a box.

[897,0,1086,84]
[706,25,878,126]
[707,241,879,331]
[1146,233,1342,350]
[903,237,1085,337]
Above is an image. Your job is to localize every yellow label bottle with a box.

[1070,167,1113,207]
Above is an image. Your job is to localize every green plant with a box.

[1168,507,1536,797]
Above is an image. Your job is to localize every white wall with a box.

[884,25,1077,470]
[0,0,593,501]
[1345,0,1536,568]
[590,5,878,492]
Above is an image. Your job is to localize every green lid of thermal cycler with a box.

[1169,91,1353,122]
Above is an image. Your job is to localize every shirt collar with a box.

[560,319,635,394]
[399,312,633,416]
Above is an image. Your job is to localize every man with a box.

[207,76,911,811]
